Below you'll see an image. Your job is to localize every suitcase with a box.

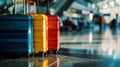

[26,1,48,55]
[47,15,60,53]
[46,0,60,53]
[0,15,34,56]
[0,0,34,56]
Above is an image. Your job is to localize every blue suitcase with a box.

[0,15,34,56]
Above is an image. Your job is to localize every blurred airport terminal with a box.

[0,0,120,67]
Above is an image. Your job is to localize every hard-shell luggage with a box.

[0,0,34,56]
[47,15,60,53]
[32,14,48,54]
[46,0,60,53]
[26,1,48,55]
[0,1,34,56]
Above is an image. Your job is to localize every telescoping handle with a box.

[46,0,50,14]
[13,0,26,14]
[26,1,36,14]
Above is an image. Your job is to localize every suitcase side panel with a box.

[47,15,60,29]
[0,15,34,55]
[47,15,60,51]
[28,17,34,54]
[31,14,48,53]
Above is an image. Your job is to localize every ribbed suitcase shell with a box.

[31,14,48,54]
[47,15,60,51]
[0,15,34,56]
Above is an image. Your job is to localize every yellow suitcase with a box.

[33,14,48,54]
[26,1,48,55]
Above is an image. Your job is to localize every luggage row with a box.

[0,0,60,57]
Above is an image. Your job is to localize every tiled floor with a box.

[60,26,120,59]
[1,26,120,67]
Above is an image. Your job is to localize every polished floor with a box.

[1,25,120,67]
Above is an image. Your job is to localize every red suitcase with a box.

[46,0,60,53]
[47,15,60,53]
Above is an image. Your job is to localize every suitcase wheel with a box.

[48,50,58,54]
[26,53,34,58]
[53,50,58,54]
[38,52,46,57]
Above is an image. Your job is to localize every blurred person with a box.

[109,18,117,28]
[64,17,77,32]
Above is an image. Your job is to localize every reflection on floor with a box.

[1,26,120,67]
[60,26,120,59]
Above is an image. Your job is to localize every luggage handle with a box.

[13,0,26,14]
[46,0,50,14]
[26,1,36,14]
[36,0,50,15]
